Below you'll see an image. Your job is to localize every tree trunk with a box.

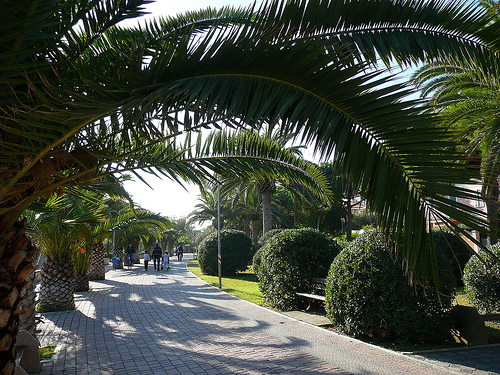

[133,238,140,264]
[346,197,353,241]
[88,243,105,280]
[74,272,89,292]
[113,244,124,269]
[251,218,259,245]
[262,192,273,233]
[19,266,38,335]
[38,256,75,312]
[0,216,38,374]
[487,181,499,246]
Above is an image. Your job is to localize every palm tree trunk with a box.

[487,181,499,246]
[346,198,353,241]
[251,218,259,245]
[113,244,124,269]
[19,266,38,335]
[88,243,105,280]
[38,256,75,312]
[262,191,273,233]
[133,238,140,264]
[74,272,89,292]
[0,216,38,374]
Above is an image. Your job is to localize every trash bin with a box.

[112,257,120,270]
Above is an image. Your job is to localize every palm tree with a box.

[413,53,500,245]
[2,0,499,370]
[189,188,232,230]
[28,194,103,311]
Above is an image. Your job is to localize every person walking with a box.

[126,244,135,268]
[162,251,170,271]
[177,245,184,261]
[143,252,151,271]
[152,243,162,271]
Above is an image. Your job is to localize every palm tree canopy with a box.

[3,0,500,283]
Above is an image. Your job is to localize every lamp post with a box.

[218,180,222,288]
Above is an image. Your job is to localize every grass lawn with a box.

[187,260,264,306]
[40,345,56,361]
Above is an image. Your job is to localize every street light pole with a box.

[218,180,222,289]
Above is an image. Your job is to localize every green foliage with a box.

[257,229,284,248]
[39,345,57,361]
[73,246,92,275]
[464,243,500,313]
[433,230,472,286]
[325,230,457,342]
[352,211,378,230]
[252,248,263,279]
[257,228,341,311]
[335,232,360,248]
[198,230,254,276]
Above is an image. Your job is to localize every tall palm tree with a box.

[221,129,317,234]
[189,188,230,230]
[2,0,500,370]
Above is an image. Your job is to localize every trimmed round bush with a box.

[252,247,263,279]
[198,230,253,276]
[257,228,342,311]
[253,229,283,279]
[433,230,472,285]
[326,230,456,342]
[257,229,283,248]
[464,243,500,313]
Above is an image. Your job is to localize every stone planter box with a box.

[104,258,110,265]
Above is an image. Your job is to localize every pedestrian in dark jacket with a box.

[152,243,162,271]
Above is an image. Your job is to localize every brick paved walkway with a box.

[35,255,497,375]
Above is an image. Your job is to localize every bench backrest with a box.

[311,277,326,292]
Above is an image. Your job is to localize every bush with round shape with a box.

[433,230,472,285]
[257,228,283,248]
[325,230,456,342]
[252,247,263,279]
[257,228,342,311]
[198,230,253,276]
[464,243,500,313]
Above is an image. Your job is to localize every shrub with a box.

[257,228,342,311]
[433,230,472,285]
[325,230,456,342]
[257,229,283,249]
[198,230,253,276]
[464,243,500,313]
[252,247,263,279]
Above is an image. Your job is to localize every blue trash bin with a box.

[112,257,120,269]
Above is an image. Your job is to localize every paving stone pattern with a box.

[35,255,498,375]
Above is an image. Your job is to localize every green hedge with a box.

[198,230,253,276]
[433,230,472,285]
[325,230,456,342]
[257,228,341,311]
[464,243,500,313]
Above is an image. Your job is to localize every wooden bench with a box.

[296,277,326,310]
[454,306,500,345]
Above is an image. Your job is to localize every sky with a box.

[121,0,259,222]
